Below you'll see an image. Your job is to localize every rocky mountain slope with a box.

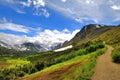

[64,24,113,46]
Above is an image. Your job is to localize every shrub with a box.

[18,71,26,77]
[112,51,120,63]
[35,62,44,71]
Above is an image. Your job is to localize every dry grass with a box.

[0,61,11,69]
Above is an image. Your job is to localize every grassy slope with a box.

[64,25,112,47]
[22,47,106,80]
[97,26,120,63]
[98,26,120,46]
[0,57,30,69]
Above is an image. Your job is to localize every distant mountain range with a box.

[0,40,63,52]
[0,24,120,53]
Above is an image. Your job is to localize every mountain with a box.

[0,40,62,52]
[0,24,119,53]
[98,26,120,46]
[64,24,113,47]
[0,32,64,52]
[21,42,46,52]
[0,41,9,47]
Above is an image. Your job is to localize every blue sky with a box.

[0,0,120,46]
[0,0,82,37]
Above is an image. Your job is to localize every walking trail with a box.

[91,46,120,80]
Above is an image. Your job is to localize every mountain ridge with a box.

[64,24,113,47]
[0,24,119,53]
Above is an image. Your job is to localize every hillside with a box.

[64,24,112,47]
[0,40,106,80]
[98,26,120,46]
[26,24,120,80]
[97,26,120,63]
[65,24,120,63]
[0,24,120,80]
[0,45,38,57]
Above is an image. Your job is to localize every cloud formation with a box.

[111,5,120,10]
[45,0,120,23]
[0,32,28,45]
[0,17,80,47]
[20,0,49,17]
[0,29,80,48]
[31,29,79,47]
[1,0,120,23]
[0,18,30,33]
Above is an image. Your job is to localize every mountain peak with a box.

[64,24,112,46]
[82,24,106,32]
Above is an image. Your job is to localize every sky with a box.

[0,0,120,46]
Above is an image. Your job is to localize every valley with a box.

[0,0,120,80]
[0,24,120,80]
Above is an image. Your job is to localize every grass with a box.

[0,57,30,69]
[22,47,107,80]
[6,58,30,68]
[95,26,120,64]
[0,61,11,69]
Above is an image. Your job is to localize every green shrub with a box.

[18,71,26,77]
[112,51,120,63]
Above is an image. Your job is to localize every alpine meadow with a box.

[0,0,120,80]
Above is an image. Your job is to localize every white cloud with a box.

[20,0,32,7]
[0,23,30,33]
[0,17,79,48]
[111,5,120,10]
[0,0,25,14]
[20,0,49,17]
[62,29,70,33]
[31,29,79,47]
[1,0,120,22]
[0,0,49,17]
[86,0,94,4]
[33,8,50,17]
[0,32,29,45]
[42,9,50,18]
[20,0,45,8]
[0,29,80,48]
[0,18,29,33]
[46,0,120,23]
[15,9,25,14]
[61,0,67,3]
[33,0,45,8]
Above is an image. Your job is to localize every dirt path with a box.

[91,46,120,80]
[21,60,85,80]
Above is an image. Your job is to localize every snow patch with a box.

[54,45,73,52]
[96,25,101,28]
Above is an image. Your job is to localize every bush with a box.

[18,71,26,77]
[112,51,120,63]
[35,62,44,71]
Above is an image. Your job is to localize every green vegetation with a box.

[112,51,120,63]
[6,59,30,68]
[64,24,112,47]
[63,48,106,80]
[98,26,120,63]
[23,45,106,80]
[0,41,105,80]
[1,24,120,80]
[0,45,38,57]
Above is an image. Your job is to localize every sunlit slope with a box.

[22,47,106,80]
[64,24,112,47]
